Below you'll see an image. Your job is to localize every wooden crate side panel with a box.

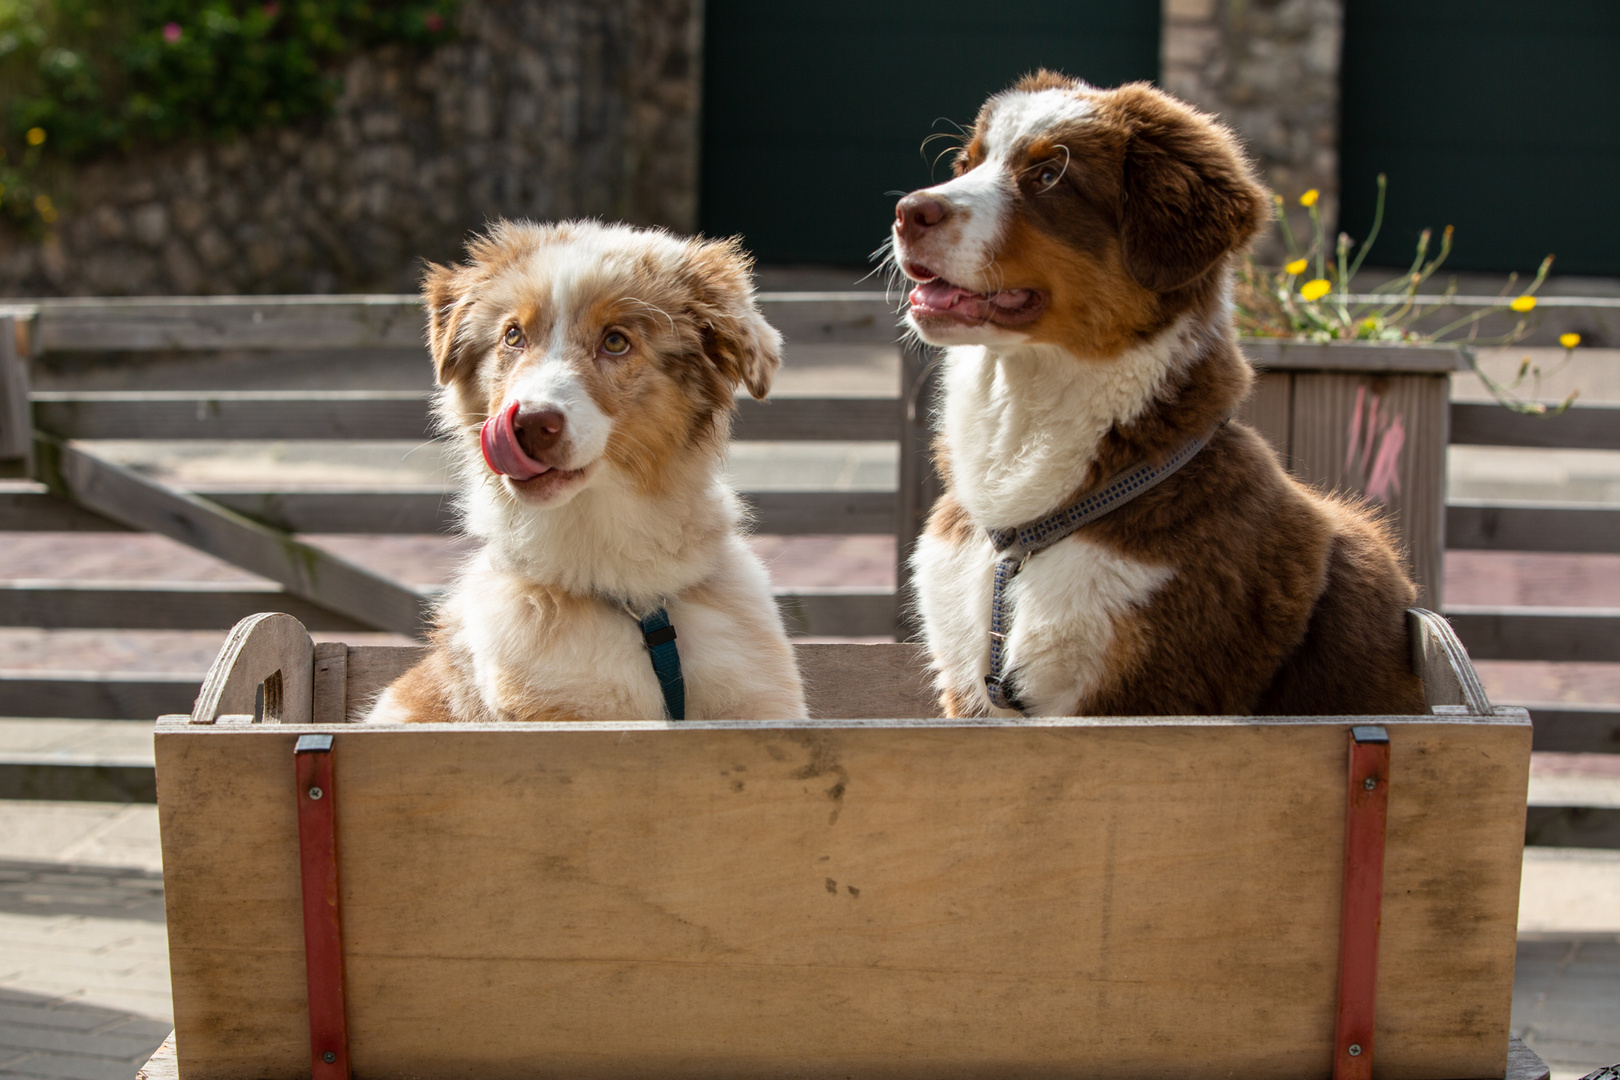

[155,720,1527,1080]
[1236,369,1293,466]
[1289,373,1448,609]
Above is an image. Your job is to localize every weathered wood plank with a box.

[1525,805,1620,849]
[1242,340,1464,373]
[1447,502,1620,554]
[1451,402,1620,450]
[743,490,895,536]
[40,440,431,634]
[31,392,900,443]
[28,294,904,352]
[1446,606,1620,663]
[774,590,894,638]
[154,715,1529,1080]
[0,316,30,469]
[0,484,129,530]
[0,673,197,719]
[1236,370,1292,465]
[0,758,157,802]
[1290,372,1449,608]
[1521,702,1620,754]
[0,581,371,631]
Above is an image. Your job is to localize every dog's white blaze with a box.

[504,344,612,472]
[941,316,1199,527]
[907,88,1095,292]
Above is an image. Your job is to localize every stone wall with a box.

[1162,0,1343,256]
[0,0,702,297]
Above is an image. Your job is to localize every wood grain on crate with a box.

[1287,371,1449,609]
[154,711,1528,1079]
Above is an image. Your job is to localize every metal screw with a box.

[1363,777,1377,791]
[1348,1044,1362,1057]
[323,1051,337,1064]
[308,786,323,800]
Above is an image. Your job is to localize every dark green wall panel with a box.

[1341,1,1620,276]
[701,4,1161,266]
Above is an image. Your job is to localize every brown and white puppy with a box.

[368,219,807,723]
[891,73,1426,717]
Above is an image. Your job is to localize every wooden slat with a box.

[1520,702,1620,754]
[1525,805,1620,850]
[41,441,431,635]
[27,294,902,353]
[154,714,1528,1080]
[0,759,157,802]
[0,581,372,631]
[0,316,30,467]
[744,490,895,536]
[1235,370,1292,466]
[0,672,197,719]
[1446,606,1620,663]
[31,392,900,443]
[1450,402,1620,450]
[33,295,427,352]
[774,590,894,638]
[1242,340,1464,373]
[200,488,456,534]
[0,485,130,530]
[1289,371,1449,608]
[1447,502,1620,554]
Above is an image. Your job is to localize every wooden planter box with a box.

[146,610,1546,1079]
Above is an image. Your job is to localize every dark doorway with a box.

[701,3,1161,268]
[1341,1,1620,277]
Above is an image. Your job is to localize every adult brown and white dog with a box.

[891,72,1427,718]
[367,219,807,723]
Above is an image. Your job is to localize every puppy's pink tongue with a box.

[480,402,553,481]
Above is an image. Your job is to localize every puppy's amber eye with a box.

[601,330,631,356]
[503,326,524,348]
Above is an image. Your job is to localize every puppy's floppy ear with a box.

[421,260,479,386]
[1113,83,1269,294]
[687,236,782,401]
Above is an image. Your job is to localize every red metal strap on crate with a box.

[295,734,351,1080]
[1333,725,1391,1080]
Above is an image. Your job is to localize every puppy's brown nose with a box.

[513,408,565,459]
[895,193,948,242]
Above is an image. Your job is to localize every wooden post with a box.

[0,316,31,478]
[896,338,942,639]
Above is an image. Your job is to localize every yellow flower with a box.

[1299,189,1319,208]
[33,194,56,223]
[25,127,45,146]
[1300,279,1332,302]
[1510,295,1536,313]
[1285,258,1307,275]
[1559,332,1581,349]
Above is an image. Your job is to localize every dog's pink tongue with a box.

[911,279,972,310]
[480,402,553,481]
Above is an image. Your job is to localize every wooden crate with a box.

[148,609,1544,1079]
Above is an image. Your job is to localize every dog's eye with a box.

[503,326,524,348]
[1036,165,1061,188]
[601,330,631,356]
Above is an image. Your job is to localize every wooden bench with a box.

[144,608,1548,1079]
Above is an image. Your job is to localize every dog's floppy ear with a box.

[686,237,782,401]
[1114,83,1269,294]
[421,260,480,386]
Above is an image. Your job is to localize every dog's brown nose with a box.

[895,193,948,241]
[513,408,566,459]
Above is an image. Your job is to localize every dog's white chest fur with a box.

[913,342,1179,716]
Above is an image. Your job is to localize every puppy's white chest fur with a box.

[915,341,1180,716]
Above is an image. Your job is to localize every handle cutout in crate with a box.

[191,612,315,724]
